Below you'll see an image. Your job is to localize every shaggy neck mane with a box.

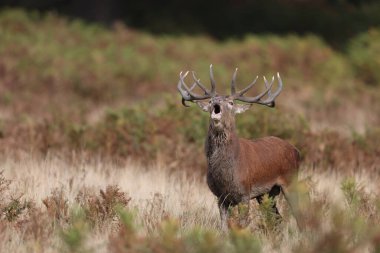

[209,127,228,146]
[208,123,236,145]
[206,122,239,166]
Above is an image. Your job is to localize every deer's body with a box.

[206,133,299,207]
[177,65,301,230]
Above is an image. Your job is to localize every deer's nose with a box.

[213,104,221,114]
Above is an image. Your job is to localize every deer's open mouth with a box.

[213,104,221,114]
[211,104,222,123]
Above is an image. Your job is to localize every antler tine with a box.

[209,64,216,95]
[258,73,283,107]
[178,70,214,107]
[177,72,191,107]
[233,72,283,107]
[234,75,259,97]
[189,81,197,91]
[177,71,190,99]
[180,72,209,98]
[263,75,275,97]
[272,72,283,98]
[192,71,210,94]
[179,70,214,98]
[235,77,273,102]
[182,77,202,107]
[231,68,238,96]
[181,80,197,107]
[259,75,275,107]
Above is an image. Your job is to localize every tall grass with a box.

[0,156,380,252]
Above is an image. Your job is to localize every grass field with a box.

[0,9,380,252]
[1,156,380,252]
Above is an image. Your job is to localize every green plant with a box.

[258,194,281,233]
[60,207,90,253]
[348,28,380,86]
[229,228,261,253]
[184,227,224,253]
[341,177,360,208]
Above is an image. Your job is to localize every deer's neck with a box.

[205,124,239,171]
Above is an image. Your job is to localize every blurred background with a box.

[0,0,379,173]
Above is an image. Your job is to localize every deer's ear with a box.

[235,104,251,114]
[195,101,210,112]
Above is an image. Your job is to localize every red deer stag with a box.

[177,65,300,231]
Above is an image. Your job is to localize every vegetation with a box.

[1,9,379,170]
[348,28,380,85]
[1,157,380,252]
[0,9,379,252]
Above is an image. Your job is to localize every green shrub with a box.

[348,28,380,86]
[236,106,308,143]
[229,229,261,253]
[341,178,360,208]
[60,208,90,253]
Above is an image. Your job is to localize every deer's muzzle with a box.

[211,104,222,122]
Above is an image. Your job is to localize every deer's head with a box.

[177,65,283,131]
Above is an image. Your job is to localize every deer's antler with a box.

[231,69,283,107]
[177,64,216,107]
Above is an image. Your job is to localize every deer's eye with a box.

[229,102,234,106]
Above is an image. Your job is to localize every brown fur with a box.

[237,137,299,193]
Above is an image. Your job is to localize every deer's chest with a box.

[206,155,244,205]
[205,133,245,204]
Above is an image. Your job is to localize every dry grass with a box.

[0,155,379,252]
[2,155,218,222]
[0,155,219,252]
